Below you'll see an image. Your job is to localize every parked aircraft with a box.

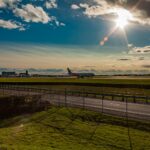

[67,68,95,78]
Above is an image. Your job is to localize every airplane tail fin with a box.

[67,68,72,75]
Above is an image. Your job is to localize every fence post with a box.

[122,95,125,102]
[102,94,104,113]
[112,95,114,101]
[65,89,67,107]
[125,95,133,150]
[83,89,85,109]
[48,89,51,106]
[133,96,136,103]
[58,93,61,107]
[146,96,148,104]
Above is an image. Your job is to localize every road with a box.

[1,88,150,121]
[42,94,150,121]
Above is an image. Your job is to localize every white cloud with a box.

[72,1,118,18]
[45,0,57,9]
[131,10,150,26]
[0,19,24,30]
[0,0,20,8]
[79,3,89,9]
[0,0,5,8]
[13,4,51,23]
[81,4,113,17]
[128,44,150,54]
[60,22,65,26]
[71,4,80,10]
[54,19,65,27]
[72,0,150,26]
[118,0,127,4]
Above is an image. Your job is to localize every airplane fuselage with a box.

[70,73,95,78]
[67,68,95,78]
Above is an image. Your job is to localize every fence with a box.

[0,84,150,104]
[1,84,150,150]
[0,84,150,121]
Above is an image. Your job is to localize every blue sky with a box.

[0,0,150,74]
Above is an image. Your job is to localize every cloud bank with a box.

[71,0,150,26]
[0,0,150,31]
[128,44,150,54]
[0,0,64,30]
[13,4,51,23]
[0,19,24,30]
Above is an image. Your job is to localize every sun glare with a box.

[115,9,133,29]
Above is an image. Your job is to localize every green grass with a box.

[0,77,150,85]
[1,77,150,97]
[33,84,150,96]
[0,107,150,150]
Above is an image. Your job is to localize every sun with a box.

[115,9,133,29]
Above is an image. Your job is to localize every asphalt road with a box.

[1,89,150,121]
[42,94,150,121]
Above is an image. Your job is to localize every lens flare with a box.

[100,8,133,46]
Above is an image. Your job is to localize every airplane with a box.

[67,68,95,78]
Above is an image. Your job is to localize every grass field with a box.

[0,107,150,150]
[1,77,150,99]
[0,77,150,85]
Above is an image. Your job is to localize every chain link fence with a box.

[0,84,150,121]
